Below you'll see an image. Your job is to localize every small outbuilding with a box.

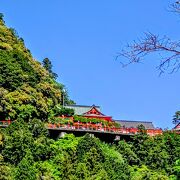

[115,120,155,129]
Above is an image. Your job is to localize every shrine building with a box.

[65,104,156,129]
[65,104,112,122]
[173,122,180,134]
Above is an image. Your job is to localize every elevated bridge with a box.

[47,123,136,141]
[0,105,164,142]
[0,120,163,142]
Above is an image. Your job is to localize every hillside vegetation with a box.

[0,14,180,180]
[0,14,74,122]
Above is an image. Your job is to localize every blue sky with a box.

[1,0,179,129]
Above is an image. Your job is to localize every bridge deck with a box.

[48,127,134,136]
[0,121,163,137]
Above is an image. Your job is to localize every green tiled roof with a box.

[115,120,155,129]
[65,105,101,115]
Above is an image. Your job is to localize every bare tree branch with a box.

[118,1,180,74]
[118,32,180,74]
[170,1,180,14]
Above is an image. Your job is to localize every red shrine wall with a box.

[83,115,112,122]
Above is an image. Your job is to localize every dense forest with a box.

[0,14,180,180]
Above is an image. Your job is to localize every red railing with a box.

[0,120,11,126]
[0,120,163,136]
[47,122,163,136]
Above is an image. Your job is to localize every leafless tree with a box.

[118,1,180,74]
[171,1,180,14]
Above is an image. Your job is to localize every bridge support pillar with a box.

[89,133,94,138]
[57,132,66,139]
[114,135,120,141]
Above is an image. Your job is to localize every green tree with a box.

[14,151,36,180]
[101,143,130,180]
[0,13,4,21]
[42,57,58,79]
[77,134,104,162]
[74,163,90,180]
[0,155,13,180]
[162,132,180,167]
[2,120,34,165]
[145,140,169,170]
[50,134,79,179]
[50,105,74,117]
[131,129,149,164]
[35,160,60,180]
[117,140,139,165]
[173,111,180,125]
[172,159,180,180]
[130,165,169,180]
[32,136,53,161]
[28,118,48,138]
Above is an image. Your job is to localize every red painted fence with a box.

[47,122,163,136]
[0,120,163,136]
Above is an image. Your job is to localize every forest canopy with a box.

[0,14,74,122]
